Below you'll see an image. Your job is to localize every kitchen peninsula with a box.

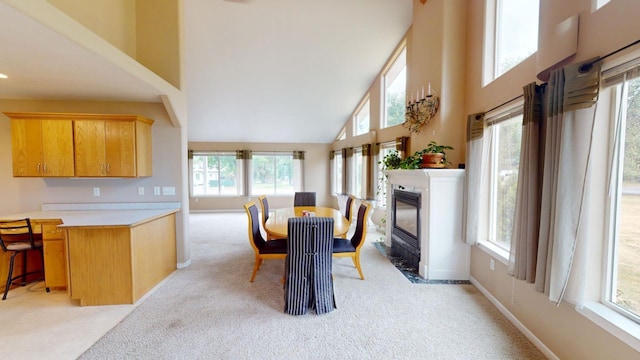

[0,203,179,306]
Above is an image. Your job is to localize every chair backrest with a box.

[243,202,266,252]
[293,192,316,207]
[350,202,372,249]
[258,195,269,226]
[344,195,356,222]
[285,216,335,315]
[0,218,37,252]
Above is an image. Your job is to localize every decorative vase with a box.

[370,205,386,234]
[421,153,445,168]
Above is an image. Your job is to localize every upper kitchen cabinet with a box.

[4,112,153,178]
[6,113,75,177]
[74,115,153,177]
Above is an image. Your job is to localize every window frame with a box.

[249,151,297,196]
[189,151,242,197]
[354,96,371,136]
[382,43,407,129]
[483,0,540,84]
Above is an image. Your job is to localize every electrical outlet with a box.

[490,258,495,271]
[93,187,100,197]
[154,186,161,195]
[138,187,145,195]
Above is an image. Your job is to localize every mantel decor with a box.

[403,92,440,134]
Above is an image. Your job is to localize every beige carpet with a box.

[79,212,546,359]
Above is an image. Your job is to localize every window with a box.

[354,98,371,136]
[484,0,539,83]
[603,65,640,322]
[383,46,406,128]
[250,152,295,196]
[376,143,397,207]
[486,108,523,251]
[191,152,241,196]
[336,127,346,141]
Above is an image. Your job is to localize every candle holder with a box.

[402,94,440,134]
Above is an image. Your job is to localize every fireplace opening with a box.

[391,189,421,270]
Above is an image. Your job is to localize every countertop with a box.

[0,203,180,228]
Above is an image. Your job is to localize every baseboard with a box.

[177,259,192,269]
[469,275,559,360]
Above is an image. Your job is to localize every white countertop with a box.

[0,203,180,228]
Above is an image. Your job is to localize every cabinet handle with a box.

[106,163,111,173]
[37,163,41,173]
[43,163,48,174]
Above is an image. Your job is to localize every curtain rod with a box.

[485,39,640,114]
[579,38,640,73]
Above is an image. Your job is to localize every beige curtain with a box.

[508,83,545,282]
[463,112,486,245]
[362,144,374,200]
[536,58,601,304]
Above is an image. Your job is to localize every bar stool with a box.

[0,218,45,300]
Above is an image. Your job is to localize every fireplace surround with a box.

[384,169,469,280]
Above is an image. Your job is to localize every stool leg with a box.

[21,250,27,285]
[40,248,49,293]
[3,252,18,300]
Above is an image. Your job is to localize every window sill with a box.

[578,302,640,352]
[476,241,509,265]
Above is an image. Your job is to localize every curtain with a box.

[293,151,305,192]
[362,144,374,200]
[508,83,545,281]
[238,150,250,195]
[463,112,487,245]
[341,148,348,194]
[535,58,601,304]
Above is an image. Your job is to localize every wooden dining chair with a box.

[0,218,46,300]
[243,202,287,282]
[284,216,336,315]
[258,195,276,240]
[333,202,371,280]
[293,192,316,207]
[344,194,356,223]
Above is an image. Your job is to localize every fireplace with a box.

[391,189,421,269]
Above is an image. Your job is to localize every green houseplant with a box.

[421,141,454,168]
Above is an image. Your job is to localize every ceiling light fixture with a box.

[0,73,7,79]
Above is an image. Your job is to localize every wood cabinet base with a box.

[67,214,176,306]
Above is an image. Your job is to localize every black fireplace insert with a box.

[391,189,421,269]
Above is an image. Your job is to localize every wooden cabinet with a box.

[4,112,153,178]
[8,116,74,177]
[42,223,67,290]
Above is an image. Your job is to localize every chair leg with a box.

[39,248,50,292]
[3,252,18,300]
[352,254,364,280]
[21,250,28,285]
[250,257,263,282]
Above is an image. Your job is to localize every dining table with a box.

[265,206,350,238]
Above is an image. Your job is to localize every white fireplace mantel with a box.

[385,169,470,280]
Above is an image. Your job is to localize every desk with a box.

[265,206,349,238]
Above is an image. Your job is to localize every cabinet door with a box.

[105,120,136,177]
[42,225,67,289]
[11,119,44,176]
[41,120,74,176]
[74,120,107,176]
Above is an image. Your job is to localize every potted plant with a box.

[420,141,454,168]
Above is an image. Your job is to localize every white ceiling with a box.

[0,0,413,144]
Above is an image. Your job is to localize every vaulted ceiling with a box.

[0,0,414,144]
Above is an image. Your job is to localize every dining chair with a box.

[0,218,46,300]
[243,202,287,282]
[258,195,276,240]
[293,191,316,207]
[344,194,356,223]
[333,202,371,280]
[284,216,336,315]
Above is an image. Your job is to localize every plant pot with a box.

[421,153,445,168]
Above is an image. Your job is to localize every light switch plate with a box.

[138,187,144,195]
[154,186,161,195]
[162,186,176,196]
[93,187,100,197]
